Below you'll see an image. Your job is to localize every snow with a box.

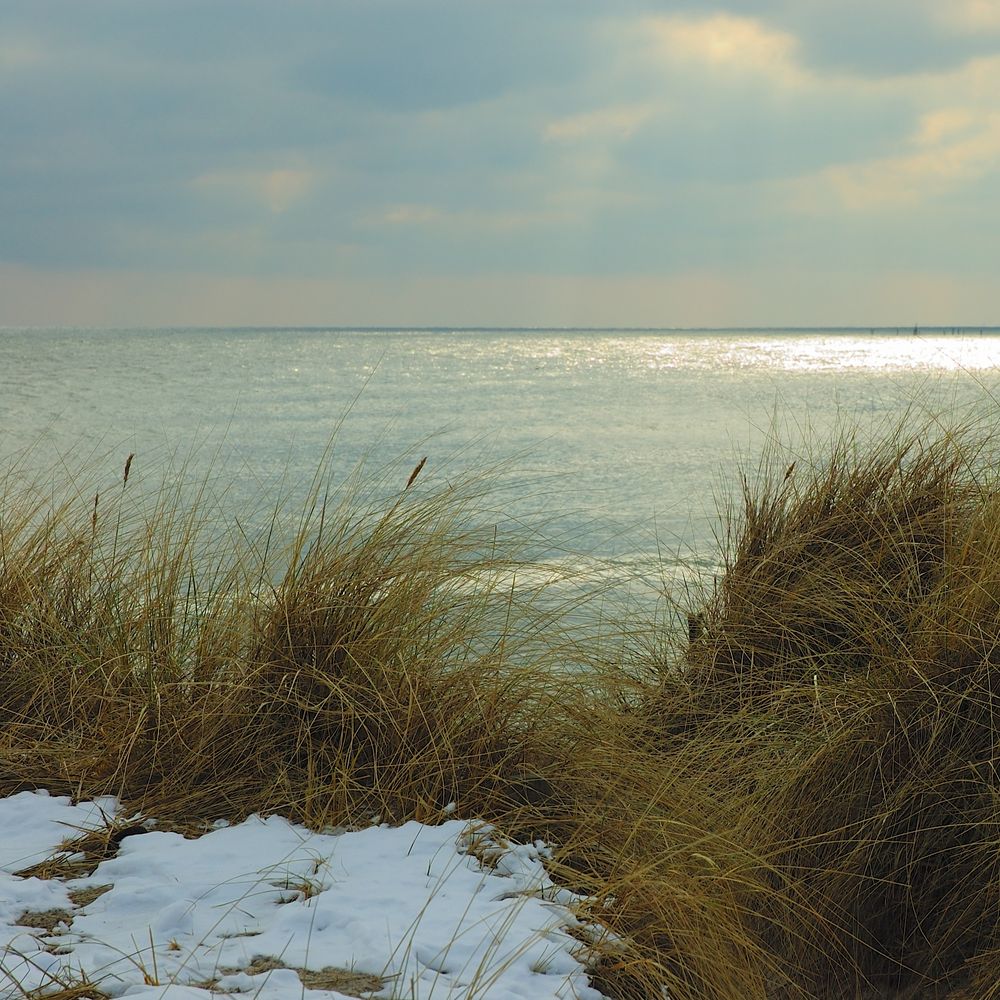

[0,791,605,1000]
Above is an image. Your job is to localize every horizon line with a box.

[2,324,999,334]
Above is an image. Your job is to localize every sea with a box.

[3,327,999,613]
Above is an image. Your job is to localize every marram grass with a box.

[6,423,1000,999]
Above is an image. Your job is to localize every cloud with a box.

[544,105,652,142]
[804,113,1000,210]
[644,13,803,85]
[768,1,992,76]
[935,0,1000,32]
[293,2,597,113]
[377,204,441,226]
[0,37,46,71]
[368,202,570,234]
[913,106,980,145]
[191,167,315,214]
[2,0,1000,324]
[779,55,1000,212]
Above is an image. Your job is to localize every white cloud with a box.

[643,13,803,86]
[913,107,980,145]
[934,0,1000,31]
[829,121,1000,209]
[191,167,315,213]
[782,56,1000,212]
[544,104,652,142]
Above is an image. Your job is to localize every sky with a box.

[2,0,1000,327]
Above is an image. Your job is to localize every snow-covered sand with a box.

[0,791,605,1000]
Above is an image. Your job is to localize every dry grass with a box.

[630,419,1000,997]
[0,452,585,829]
[7,421,1000,998]
[203,955,383,996]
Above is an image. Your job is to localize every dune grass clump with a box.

[0,452,589,830]
[635,420,1000,997]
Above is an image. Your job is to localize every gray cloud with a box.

[712,0,999,75]
[2,0,1000,323]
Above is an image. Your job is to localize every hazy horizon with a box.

[4,324,1000,334]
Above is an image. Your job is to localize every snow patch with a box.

[0,791,604,999]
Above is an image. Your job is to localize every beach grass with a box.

[4,420,1000,998]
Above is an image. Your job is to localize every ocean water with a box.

[3,327,999,603]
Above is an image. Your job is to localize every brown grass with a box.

[203,956,383,996]
[631,419,1000,997]
[7,421,1000,998]
[0,452,585,829]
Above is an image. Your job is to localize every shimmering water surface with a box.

[3,328,999,594]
